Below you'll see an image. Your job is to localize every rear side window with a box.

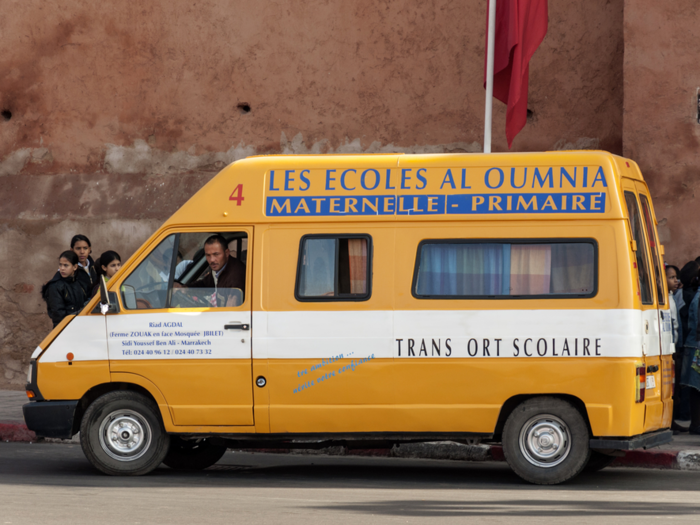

[639,194,665,305]
[296,235,371,301]
[624,192,654,305]
[413,240,596,299]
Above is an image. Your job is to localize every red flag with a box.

[485,0,548,148]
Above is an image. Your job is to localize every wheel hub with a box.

[98,410,152,462]
[519,414,571,468]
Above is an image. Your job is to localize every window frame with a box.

[411,237,599,300]
[294,233,373,302]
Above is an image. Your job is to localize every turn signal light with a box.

[636,365,646,403]
[26,390,35,399]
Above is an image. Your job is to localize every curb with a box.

[2,424,700,471]
[611,449,679,470]
[0,422,36,443]
[236,442,700,471]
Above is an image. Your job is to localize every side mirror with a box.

[99,276,110,314]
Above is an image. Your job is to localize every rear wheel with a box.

[163,436,227,470]
[502,397,590,485]
[80,391,169,476]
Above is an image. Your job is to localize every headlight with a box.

[26,363,33,384]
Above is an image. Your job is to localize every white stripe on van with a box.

[257,309,649,359]
[39,308,655,363]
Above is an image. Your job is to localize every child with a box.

[42,251,87,327]
[71,234,97,297]
[92,251,121,296]
[667,265,681,345]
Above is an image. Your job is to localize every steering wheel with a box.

[135,298,152,309]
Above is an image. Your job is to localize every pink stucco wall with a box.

[0,0,625,388]
[623,0,700,266]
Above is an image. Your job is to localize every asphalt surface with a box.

[1,442,700,524]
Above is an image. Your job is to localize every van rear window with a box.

[413,240,596,299]
[296,235,371,301]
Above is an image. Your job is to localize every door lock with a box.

[256,376,267,388]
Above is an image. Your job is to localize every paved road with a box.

[1,443,700,524]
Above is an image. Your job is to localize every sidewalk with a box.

[3,389,700,470]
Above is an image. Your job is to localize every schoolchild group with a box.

[41,235,121,328]
[666,260,700,435]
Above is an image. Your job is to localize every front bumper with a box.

[589,429,673,451]
[23,400,78,439]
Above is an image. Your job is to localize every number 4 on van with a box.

[229,184,244,205]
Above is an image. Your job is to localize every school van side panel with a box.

[259,219,647,437]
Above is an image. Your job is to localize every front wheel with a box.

[163,436,227,470]
[80,391,169,476]
[502,397,590,485]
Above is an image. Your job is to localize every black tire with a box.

[80,391,169,476]
[583,451,616,473]
[502,397,590,485]
[163,436,228,470]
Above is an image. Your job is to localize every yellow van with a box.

[23,151,673,484]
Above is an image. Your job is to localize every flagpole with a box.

[484,0,497,153]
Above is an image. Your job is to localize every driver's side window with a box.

[121,235,175,310]
[120,231,248,310]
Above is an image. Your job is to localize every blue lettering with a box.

[461,168,471,189]
[583,166,589,187]
[401,168,412,190]
[560,167,576,188]
[361,169,380,190]
[385,169,396,190]
[325,169,337,190]
[299,169,311,191]
[485,167,504,189]
[341,169,356,190]
[284,170,295,191]
[416,168,427,190]
[592,166,608,187]
[440,169,456,189]
[269,170,280,191]
[510,167,527,189]
[532,167,553,188]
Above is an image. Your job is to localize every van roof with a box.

[164,150,643,226]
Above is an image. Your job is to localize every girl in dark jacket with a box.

[42,251,87,327]
[71,234,97,297]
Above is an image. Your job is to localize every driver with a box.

[188,234,246,305]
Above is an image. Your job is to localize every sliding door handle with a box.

[224,323,250,331]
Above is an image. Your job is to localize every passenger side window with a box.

[121,232,248,310]
[296,235,371,301]
[413,240,596,298]
[121,235,175,310]
[624,192,654,305]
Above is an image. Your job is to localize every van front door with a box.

[107,229,254,427]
